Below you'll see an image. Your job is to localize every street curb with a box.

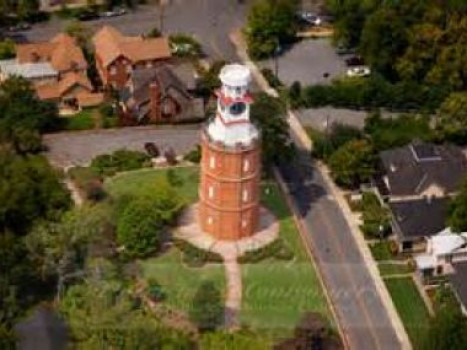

[230,28,411,350]
[273,167,350,349]
[318,163,412,350]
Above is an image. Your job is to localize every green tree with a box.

[245,0,297,59]
[65,20,91,48]
[0,39,15,59]
[448,177,467,233]
[0,149,71,235]
[189,281,223,332]
[196,60,225,97]
[24,207,104,299]
[328,139,375,188]
[59,259,195,349]
[422,302,467,350]
[250,92,293,167]
[437,92,467,143]
[116,181,183,258]
[0,77,60,152]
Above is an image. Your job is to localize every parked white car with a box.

[346,66,371,78]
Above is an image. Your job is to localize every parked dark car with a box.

[345,55,365,67]
[336,45,356,56]
[78,10,100,21]
[144,142,160,158]
[8,22,31,32]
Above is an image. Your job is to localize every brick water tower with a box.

[198,64,261,241]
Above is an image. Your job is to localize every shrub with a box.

[0,39,15,59]
[164,148,177,165]
[169,34,203,57]
[90,149,150,177]
[183,145,201,163]
[99,102,114,118]
[359,192,390,238]
[238,238,293,263]
[261,68,282,89]
[68,167,106,202]
[147,278,166,301]
[144,142,160,157]
[173,239,223,268]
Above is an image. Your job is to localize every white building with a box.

[415,227,467,278]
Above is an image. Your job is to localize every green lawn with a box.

[384,277,431,349]
[378,263,412,276]
[62,109,97,130]
[105,168,332,338]
[105,166,200,202]
[239,182,332,336]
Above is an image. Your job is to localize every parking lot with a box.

[260,38,348,86]
[43,125,200,168]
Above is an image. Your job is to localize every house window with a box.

[110,66,117,75]
[146,62,153,68]
[242,189,248,202]
[207,216,213,225]
[209,156,216,169]
[243,159,250,172]
[208,186,214,198]
[126,65,132,73]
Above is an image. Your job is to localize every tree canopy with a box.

[0,148,70,235]
[250,92,293,168]
[245,0,297,59]
[328,139,375,188]
[189,281,224,332]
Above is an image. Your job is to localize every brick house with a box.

[119,63,204,124]
[0,33,102,110]
[92,26,172,90]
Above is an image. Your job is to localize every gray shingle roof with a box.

[389,197,448,240]
[379,142,467,196]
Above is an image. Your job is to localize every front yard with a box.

[105,167,333,338]
[384,277,431,349]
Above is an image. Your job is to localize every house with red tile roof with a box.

[93,26,172,90]
[0,33,103,111]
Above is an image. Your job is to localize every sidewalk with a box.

[230,29,411,350]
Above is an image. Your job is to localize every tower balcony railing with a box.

[201,118,261,152]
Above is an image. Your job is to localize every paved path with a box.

[231,30,410,350]
[176,204,279,329]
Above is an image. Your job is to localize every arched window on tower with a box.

[209,186,214,198]
[243,159,250,172]
[242,189,249,202]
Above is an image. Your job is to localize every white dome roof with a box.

[219,64,251,87]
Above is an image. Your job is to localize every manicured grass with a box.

[369,241,394,261]
[105,168,332,338]
[384,277,430,349]
[63,109,97,130]
[105,166,200,202]
[141,248,225,313]
[239,182,332,337]
[378,263,412,276]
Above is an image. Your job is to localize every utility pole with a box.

[158,0,167,33]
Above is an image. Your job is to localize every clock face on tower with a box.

[229,102,246,116]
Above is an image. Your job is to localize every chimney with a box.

[149,82,162,123]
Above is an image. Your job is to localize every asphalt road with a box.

[278,144,402,349]
[19,0,248,60]
[43,125,200,168]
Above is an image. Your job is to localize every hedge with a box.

[238,238,294,263]
[173,239,223,268]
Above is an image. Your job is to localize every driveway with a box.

[259,38,347,86]
[19,0,249,61]
[43,125,200,168]
[296,107,368,131]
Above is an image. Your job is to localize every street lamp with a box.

[273,39,281,79]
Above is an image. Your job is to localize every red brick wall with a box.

[198,132,261,240]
